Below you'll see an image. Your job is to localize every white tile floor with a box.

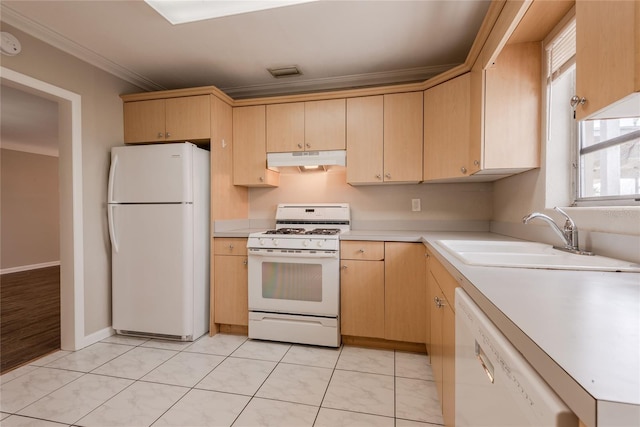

[0,334,444,427]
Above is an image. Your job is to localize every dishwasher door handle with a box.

[475,341,495,383]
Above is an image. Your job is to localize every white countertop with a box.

[416,232,639,427]
[216,226,640,426]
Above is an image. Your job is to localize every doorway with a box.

[1,67,85,358]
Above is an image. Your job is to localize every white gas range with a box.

[246,204,350,347]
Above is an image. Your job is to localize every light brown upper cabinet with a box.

[423,73,471,181]
[123,95,210,144]
[266,99,346,152]
[574,0,640,120]
[346,92,423,184]
[468,42,542,176]
[232,105,279,187]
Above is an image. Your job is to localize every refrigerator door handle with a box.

[108,153,118,203]
[108,204,119,253]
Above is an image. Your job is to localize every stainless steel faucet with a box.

[522,207,594,255]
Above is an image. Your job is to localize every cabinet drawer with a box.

[214,238,248,256]
[341,241,384,260]
[430,254,459,309]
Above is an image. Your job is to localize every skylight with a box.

[145,0,317,25]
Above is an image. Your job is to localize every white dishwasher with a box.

[455,288,578,427]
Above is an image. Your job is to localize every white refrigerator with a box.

[107,142,209,341]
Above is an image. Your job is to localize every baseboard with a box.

[216,324,248,335]
[341,336,427,353]
[78,326,115,349]
[1,261,60,275]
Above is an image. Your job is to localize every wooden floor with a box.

[1,266,60,374]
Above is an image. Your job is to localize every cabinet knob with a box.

[157,132,164,138]
[297,143,303,149]
[358,248,365,253]
[243,259,248,266]
[341,265,348,269]
[375,174,382,180]
[473,160,480,166]
[259,176,264,182]
[570,95,586,109]
[460,167,467,174]
[385,173,391,179]
[434,296,446,308]
[228,244,234,250]
[165,132,171,138]
[305,143,311,148]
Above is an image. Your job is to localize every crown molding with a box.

[1,4,165,92]
[222,63,459,99]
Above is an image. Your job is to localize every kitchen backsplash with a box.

[248,168,493,230]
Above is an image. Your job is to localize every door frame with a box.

[1,66,85,350]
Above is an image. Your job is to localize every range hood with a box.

[267,150,346,169]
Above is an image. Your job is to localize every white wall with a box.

[250,168,493,229]
[0,23,142,336]
[0,149,60,269]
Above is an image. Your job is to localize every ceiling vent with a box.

[268,66,302,78]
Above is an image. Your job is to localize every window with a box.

[546,19,640,206]
[578,119,640,202]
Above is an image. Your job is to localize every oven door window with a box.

[262,262,322,302]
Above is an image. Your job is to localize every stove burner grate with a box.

[264,228,306,235]
[305,228,341,235]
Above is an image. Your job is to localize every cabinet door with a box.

[305,99,346,151]
[575,0,638,120]
[428,271,444,403]
[346,96,384,184]
[340,259,385,338]
[384,242,426,343]
[266,103,305,152]
[383,92,423,182]
[165,95,210,141]
[213,255,248,326]
[424,74,471,181]
[472,42,541,172]
[232,105,279,187]
[123,99,165,143]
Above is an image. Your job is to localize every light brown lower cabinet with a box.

[427,250,458,427]
[340,259,385,338]
[384,242,427,343]
[213,238,248,326]
[340,241,426,344]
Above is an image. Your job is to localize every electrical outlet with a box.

[411,199,421,212]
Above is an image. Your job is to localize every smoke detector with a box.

[1,32,21,56]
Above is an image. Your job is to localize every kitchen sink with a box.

[434,240,640,272]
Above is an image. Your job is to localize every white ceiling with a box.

[1,0,491,98]
[0,0,490,153]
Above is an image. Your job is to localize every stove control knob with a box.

[303,239,311,247]
[259,239,266,246]
[273,239,279,246]
[317,240,324,247]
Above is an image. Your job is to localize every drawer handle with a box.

[228,244,234,250]
[358,248,365,253]
[434,296,446,308]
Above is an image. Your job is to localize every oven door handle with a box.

[248,249,338,259]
